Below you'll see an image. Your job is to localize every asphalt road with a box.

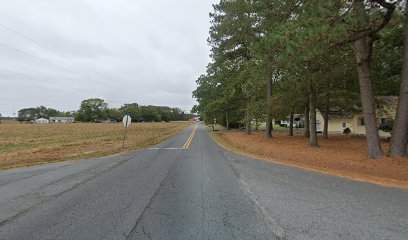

[0,123,407,240]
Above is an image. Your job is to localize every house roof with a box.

[325,106,355,120]
[376,96,398,118]
[49,117,75,120]
[326,96,398,120]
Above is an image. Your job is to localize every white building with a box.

[35,118,49,124]
[315,96,398,138]
[49,117,75,123]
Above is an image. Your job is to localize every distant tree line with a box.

[17,98,193,123]
[193,0,408,158]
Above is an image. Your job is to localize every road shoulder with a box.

[209,129,408,189]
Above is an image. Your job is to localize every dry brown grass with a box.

[0,121,191,170]
[212,130,408,188]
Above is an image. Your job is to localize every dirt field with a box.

[212,130,408,188]
[0,122,191,170]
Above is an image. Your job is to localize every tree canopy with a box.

[17,106,71,122]
[16,99,194,123]
[193,0,406,158]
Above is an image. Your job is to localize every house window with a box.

[342,123,346,128]
[359,117,365,126]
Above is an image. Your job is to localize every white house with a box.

[316,96,398,138]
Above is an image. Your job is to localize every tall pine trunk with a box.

[289,111,294,136]
[304,102,310,138]
[323,92,329,139]
[309,79,318,147]
[355,37,383,158]
[246,99,251,135]
[226,111,230,130]
[389,1,408,156]
[265,78,273,138]
[354,0,383,159]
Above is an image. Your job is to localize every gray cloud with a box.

[0,0,215,116]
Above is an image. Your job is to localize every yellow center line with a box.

[183,124,199,149]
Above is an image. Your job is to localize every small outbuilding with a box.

[35,118,50,124]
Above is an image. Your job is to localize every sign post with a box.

[122,115,131,148]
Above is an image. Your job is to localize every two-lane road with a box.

[0,123,407,240]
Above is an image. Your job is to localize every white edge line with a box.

[148,148,185,150]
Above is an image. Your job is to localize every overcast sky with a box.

[0,0,216,116]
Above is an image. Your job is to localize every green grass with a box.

[206,123,289,131]
[255,124,290,131]
[206,124,226,131]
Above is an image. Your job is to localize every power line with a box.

[0,22,117,84]
[0,23,139,107]
[0,42,138,99]
[0,39,137,98]
[0,42,98,84]
[0,68,95,95]
[0,41,119,90]
[0,68,136,107]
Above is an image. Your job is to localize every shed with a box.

[35,118,49,124]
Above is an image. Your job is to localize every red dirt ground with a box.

[212,130,408,188]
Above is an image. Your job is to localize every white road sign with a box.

[122,115,131,128]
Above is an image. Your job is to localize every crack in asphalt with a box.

[0,131,185,231]
[0,152,141,228]
[142,225,152,240]
[199,135,205,239]
[215,142,287,240]
[125,149,183,240]
[0,164,72,187]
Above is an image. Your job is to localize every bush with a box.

[343,127,351,135]
[379,120,393,133]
